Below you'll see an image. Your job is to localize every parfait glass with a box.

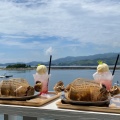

[33,73,50,94]
[93,71,113,91]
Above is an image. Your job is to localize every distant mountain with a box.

[51,53,119,65]
[0,52,120,66]
[26,61,45,66]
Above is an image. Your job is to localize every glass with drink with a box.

[93,61,113,91]
[33,64,50,94]
[33,73,50,94]
[93,71,113,91]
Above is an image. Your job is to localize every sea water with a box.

[0,69,120,119]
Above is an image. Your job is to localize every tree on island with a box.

[6,64,31,68]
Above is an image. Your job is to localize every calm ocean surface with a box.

[0,69,120,119]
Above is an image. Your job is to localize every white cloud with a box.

[0,0,119,63]
[0,0,119,45]
[0,39,47,50]
[45,47,53,55]
[79,0,120,15]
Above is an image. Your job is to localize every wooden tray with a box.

[0,92,60,107]
[0,93,40,101]
[56,100,120,114]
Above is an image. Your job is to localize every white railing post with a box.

[37,118,58,120]
[37,118,45,120]
[4,114,17,120]
[8,115,17,120]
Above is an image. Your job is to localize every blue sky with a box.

[0,0,120,63]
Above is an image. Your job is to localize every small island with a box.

[6,63,31,68]
[4,63,35,70]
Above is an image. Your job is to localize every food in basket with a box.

[34,81,42,92]
[109,85,120,96]
[53,81,65,94]
[0,78,35,97]
[54,78,110,102]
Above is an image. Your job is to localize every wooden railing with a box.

[1,98,120,120]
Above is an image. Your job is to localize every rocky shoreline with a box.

[0,66,120,70]
[0,67,36,70]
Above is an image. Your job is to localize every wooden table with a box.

[1,98,120,120]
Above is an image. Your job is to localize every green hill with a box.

[0,52,120,66]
